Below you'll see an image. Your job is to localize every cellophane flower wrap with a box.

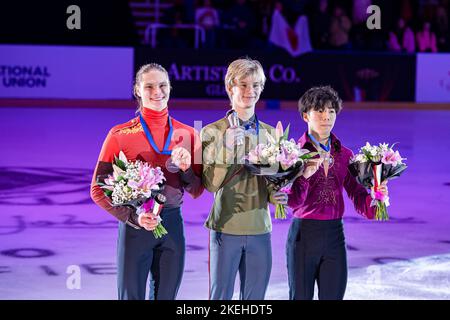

[97,151,168,238]
[245,121,317,219]
[348,142,407,221]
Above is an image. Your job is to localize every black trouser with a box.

[117,207,185,300]
[286,218,347,300]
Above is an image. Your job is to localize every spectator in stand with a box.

[388,18,416,53]
[278,0,309,25]
[310,0,331,49]
[352,0,372,25]
[416,21,438,52]
[350,0,371,50]
[329,6,352,50]
[419,0,440,22]
[253,0,277,48]
[399,0,416,23]
[161,0,191,48]
[195,0,220,48]
[435,1,449,51]
[225,0,257,49]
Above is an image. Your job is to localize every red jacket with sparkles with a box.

[90,107,203,222]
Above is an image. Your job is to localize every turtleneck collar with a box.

[141,106,169,127]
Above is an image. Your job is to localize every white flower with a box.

[118,150,129,165]
[105,158,166,205]
[354,153,367,163]
[379,143,390,151]
[112,164,125,180]
[362,142,372,151]
[370,148,378,157]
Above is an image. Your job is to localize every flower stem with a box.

[375,201,389,221]
[152,223,168,239]
[275,204,287,219]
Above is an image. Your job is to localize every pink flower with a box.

[139,165,165,196]
[141,198,155,213]
[276,145,299,170]
[247,144,266,164]
[100,175,115,191]
[275,121,284,142]
[381,149,403,166]
[127,164,165,197]
[279,182,293,194]
[297,145,309,155]
[104,176,115,186]
[374,190,387,202]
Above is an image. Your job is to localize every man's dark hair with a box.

[298,86,343,114]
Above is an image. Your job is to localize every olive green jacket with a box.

[201,116,277,235]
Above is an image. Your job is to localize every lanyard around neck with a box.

[139,114,173,155]
[308,133,331,152]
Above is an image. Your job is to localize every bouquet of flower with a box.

[97,151,168,238]
[348,142,407,221]
[246,122,317,219]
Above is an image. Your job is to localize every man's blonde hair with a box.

[224,58,266,101]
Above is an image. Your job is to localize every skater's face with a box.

[229,74,263,112]
[303,103,336,137]
[136,70,171,111]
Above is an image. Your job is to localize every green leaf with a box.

[362,149,372,160]
[104,189,113,197]
[282,124,291,141]
[300,151,318,160]
[116,159,126,171]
